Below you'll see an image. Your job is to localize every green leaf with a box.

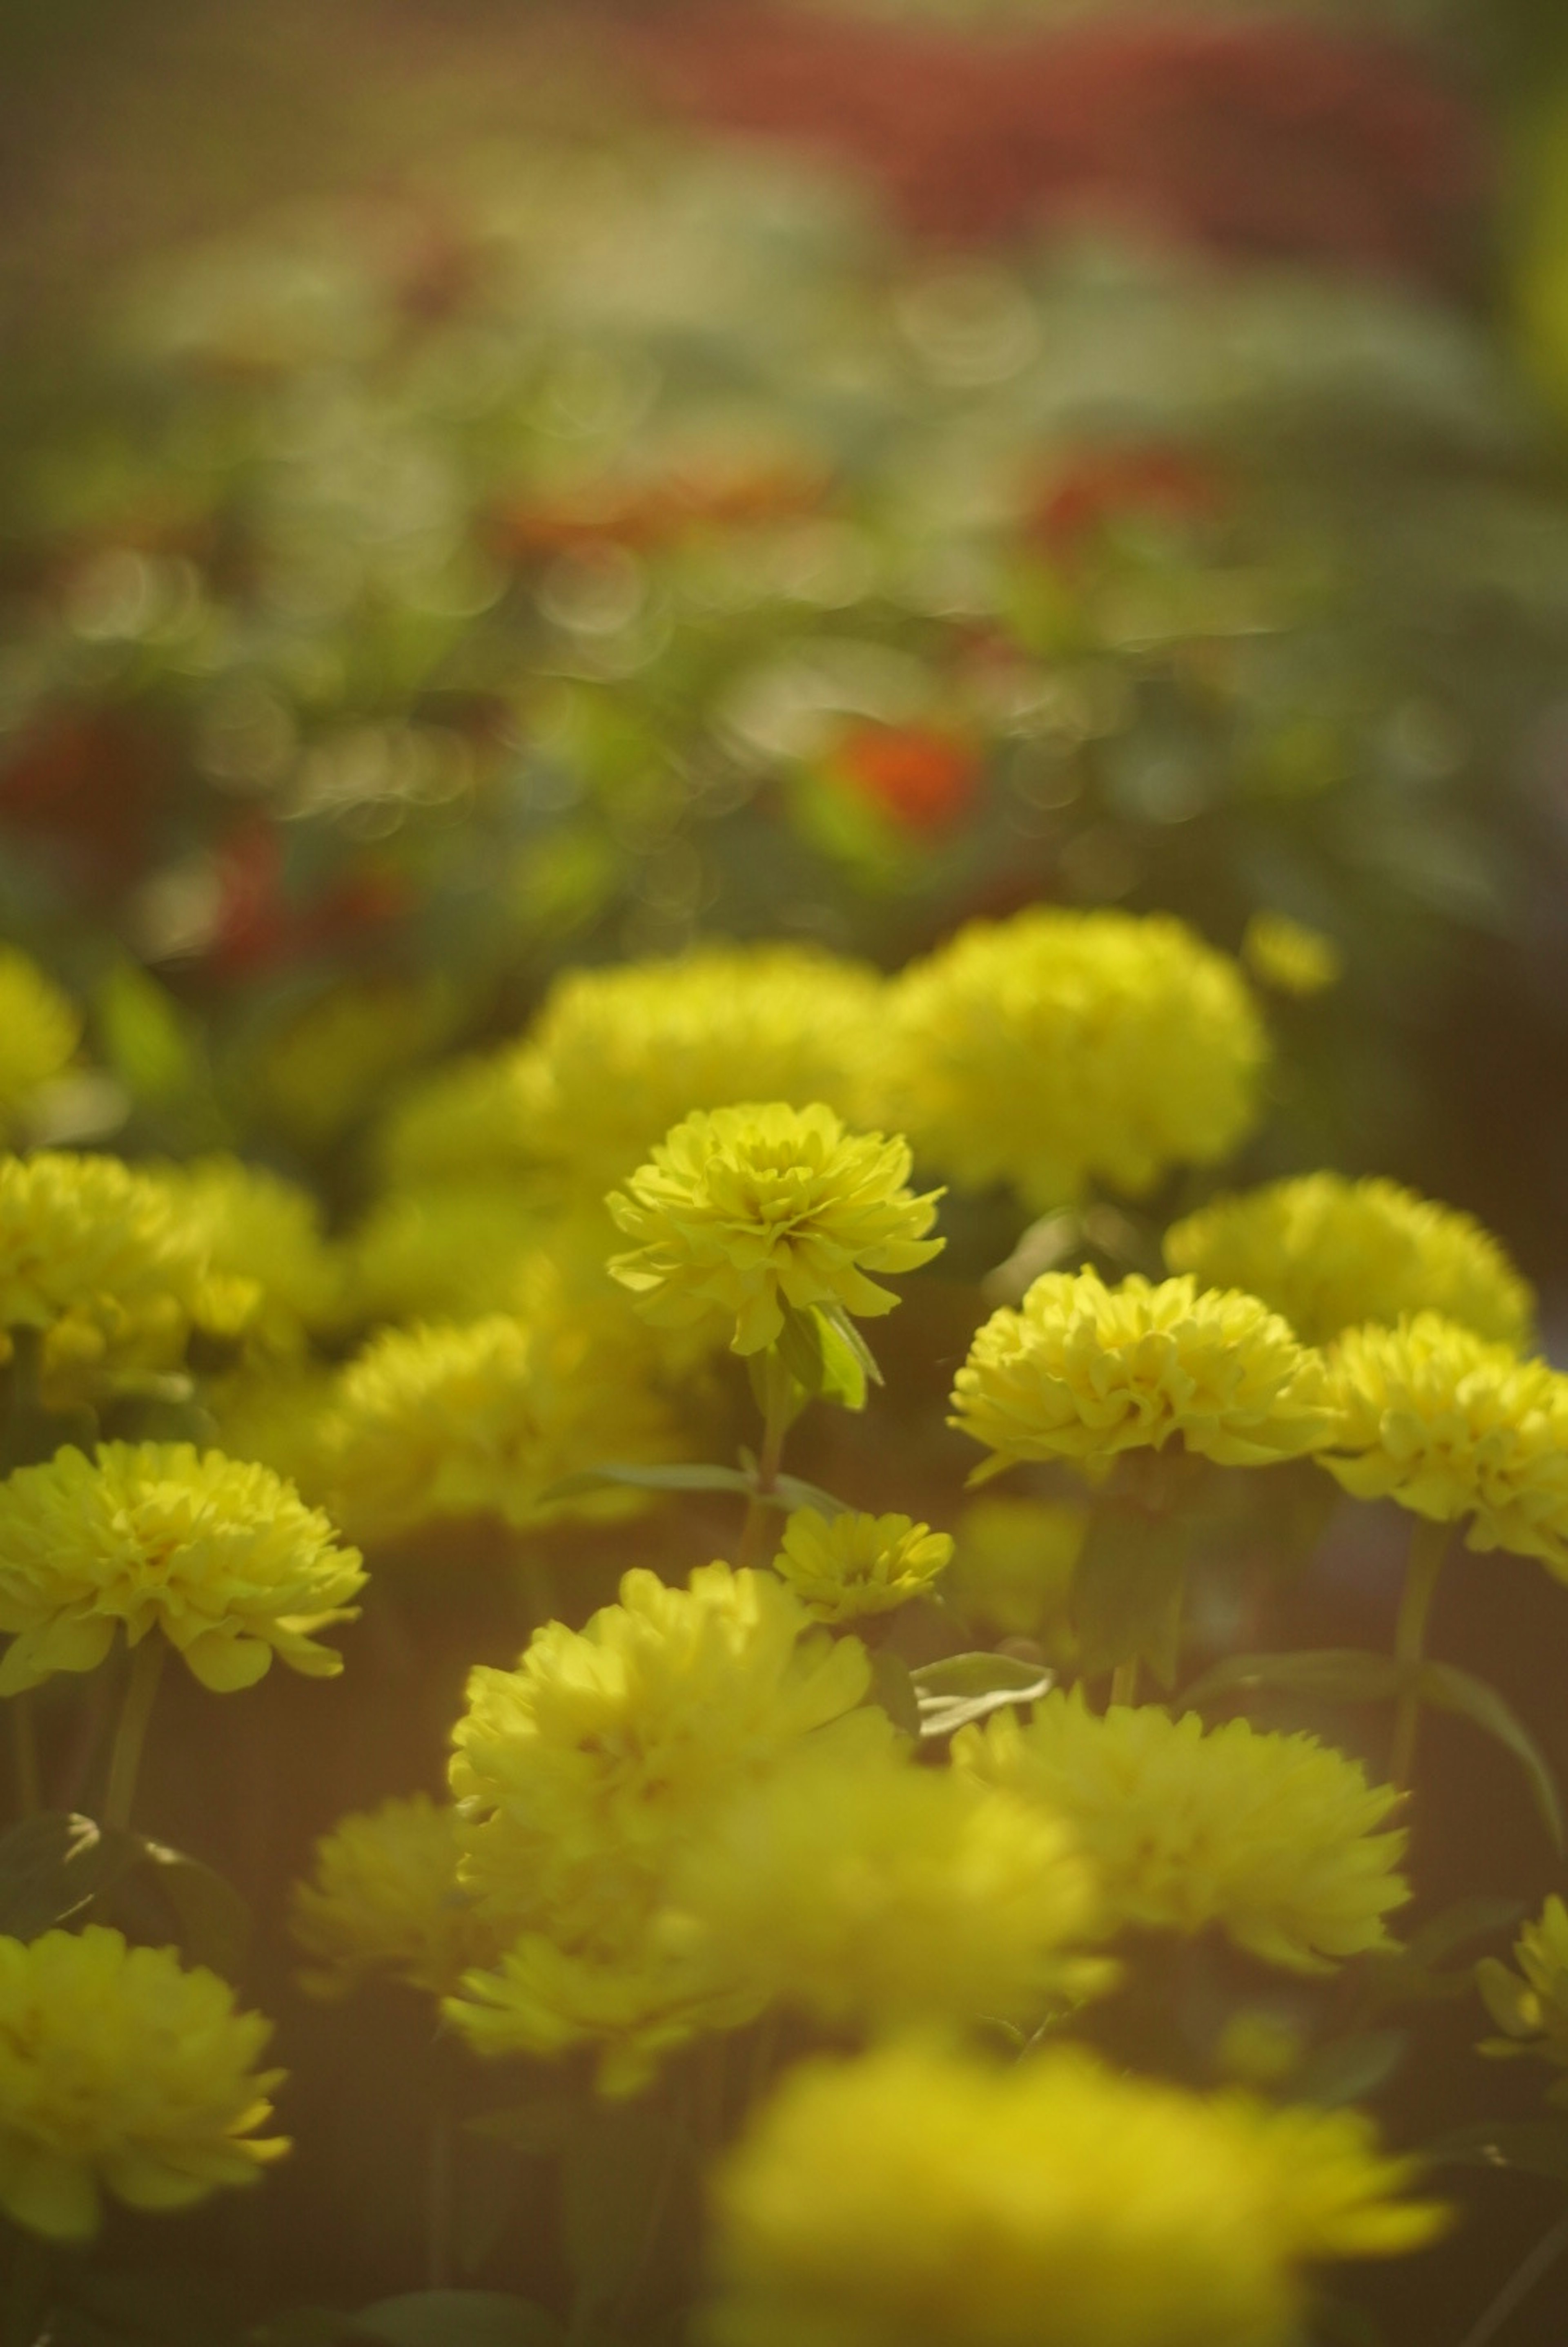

[1417,1662,1565,1851]
[94,963,203,1108]
[775,1306,872,1412]
[134,1843,253,1977]
[0,1812,142,1940]
[1287,2030,1407,2108]
[540,1462,753,1506]
[561,2103,681,2329]
[867,1648,921,1738]
[1181,1649,1403,1711]
[910,1652,1054,1740]
[357,2297,562,2347]
[768,1474,851,1518]
[1423,2120,1568,2184]
[1071,1508,1189,1685]
[1364,1897,1527,2010]
[819,1304,883,1392]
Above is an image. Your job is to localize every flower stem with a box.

[738,1348,794,1571]
[425,2061,456,2292]
[1390,1517,1448,1791]
[9,1696,39,1819]
[1457,2210,1568,2347]
[1109,1658,1140,1709]
[103,1637,165,1832]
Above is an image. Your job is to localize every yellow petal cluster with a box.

[0,1151,207,1337]
[877,908,1266,1209]
[951,1269,1331,1478]
[0,1926,285,2243]
[0,950,80,1135]
[707,2041,1444,2347]
[609,1101,942,1356]
[152,1155,343,1354]
[0,1443,365,1693]
[1476,1895,1568,2103]
[291,1793,502,2002]
[1241,911,1343,999]
[1318,1315,1568,1569]
[956,1696,1408,1973]
[771,1508,952,1624]
[1165,1174,1533,1349]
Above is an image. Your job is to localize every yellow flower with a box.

[450,1562,873,1942]
[0,1151,206,1336]
[950,1269,1332,1479]
[290,1794,501,2001]
[1165,1174,1533,1350]
[707,2041,1443,2347]
[0,1925,285,2243]
[956,1696,1408,1973]
[320,1303,679,1542]
[943,1496,1087,1652]
[877,908,1266,1209]
[376,1052,543,1190]
[1241,912,1343,999]
[609,1101,943,1356]
[666,1741,1104,2037]
[1476,1895,1568,2102]
[0,950,80,1136]
[0,1443,365,1694]
[1317,1315,1568,1571]
[771,1509,953,1624]
[344,1182,559,1325]
[151,1155,343,1354]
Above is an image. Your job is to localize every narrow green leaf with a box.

[1288,2030,1406,2108]
[1423,2121,1568,2184]
[1181,1650,1403,1711]
[539,1462,753,1506]
[775,1305,829,1398]
[818,1304,883,1390]
[0,1812,142,1941]
[767,1474,852,1518]
[1418,1662,1564,1850]
[134,1843,253,1977]
[358,2297,562,2347]
[912,1652,1054,1740]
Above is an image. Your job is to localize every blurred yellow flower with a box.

[1319,1315,1568,1571]
[1477,1895,1568,2102]
[1165,1174,1533,1350]
[609,1101,942,1356]
[708,2040,1443,2347]
[0,1925,285,2243]
[771,1508,952,1623]
[1241,912,1343,999]
[291,1793,501,2002]
[957,1697,1407,1973]
[943,1495,1087,1652]
[878,908,1266,1209]
[0,950,80,1136]
[951,1269,1331,1478]
[343,1181,559,1326]
[0,1443,365,1694]
[376,1050,543,1190]
[151,1155,343,1354]
[0,1151,206,1336]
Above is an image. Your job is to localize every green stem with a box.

[9,1697,39,1819]
[738,1349,794,1571]
[1389,1517,1448,1792]
[1109,1658,1140,1710]
[1457,2211,1568,2347]
[425,2062,456,2293]
[102,1638,165,1831]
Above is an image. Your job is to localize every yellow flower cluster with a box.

[0,1443,365,1693]
[771,1508,953,1623]
[0,1151,206,1339]
[708,2041,1443,2347]
[609,1102,943,1356]
[1318,1316,1568,1571]
[1165,1174,1534,1348]
[0,950,80,1136]
[1477,1896,1568,2102]
[878,908,1267,1208]
[0,1926,285,2243]
[957,1697,1408,1972]
[290,1793,500,2000]
[951,1269,1331,1478]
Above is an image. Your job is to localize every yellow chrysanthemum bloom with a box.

[290,1794,501,2001]
[515,944,884,1199]
[0,1926,286,2243]
[1476,1895,1568,2103]
[609,1102,943,1357]
[0,950,80,1137]
[1317,1315,1568,1571]
[151,1156,342,1353]
[1165,1174,1533,1350]
[666,1742,1104,2037]
[877,908,1266,1209]
[951,1269,1332,1479]
[956,1696,1408,1973]
[451,1562,873,1941]
[320,1303,679,1542]
[944,1496,1087,1651]
[0,1443,365,1694]
[771,1509,953,1624]
[1241,912,1343,999]
[707,2041,1443,2347]
[0,1152,207,1337]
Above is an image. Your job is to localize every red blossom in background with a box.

[209,818,413,979]
[1029,443,1230,559]
[830,723,982,834]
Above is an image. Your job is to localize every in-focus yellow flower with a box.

[0,1152,207,1337]
[1241,912,1343,999]
[951,1269,1331,1479]
[877,908,1266,1209]
[944,1496,1087,1651]
[771,1509,952,1623]
[707,2041,1443,2347]
[0,950,80,1136]
[291,1794,501,2002]
[1318,1316,1568,1572]
[1476,1895,1568,2103]
[957,1696,1408,1973]
[0,1925,285,2242]
[1165,1174,1533,1350]
[451,1562,873,1941]
[609,1101,942,1356]
[666,1741,1104,2037]
[0,1443,365,1694]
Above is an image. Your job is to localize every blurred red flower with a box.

[831,723,982,834]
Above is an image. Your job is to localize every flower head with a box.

[152,1155,343,1354]
[772,1509,952,1624]
[878,908,1266,1209]
[1241,912,1343,999]
[290,1794,501,2002]
[0,950,80,1136]
[1476,1896,1568,2103]
[956,1696,1408,1973]
[0,1443,365,1694]
[951,1269,1331,1478]
[707,2041,1443,2347]
[609,1101,942,1356]
[1165,1175,1533,1350]
[0,1152,207,1337]
[0,1925,285,2242]
[1317,1316,1568,1570]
